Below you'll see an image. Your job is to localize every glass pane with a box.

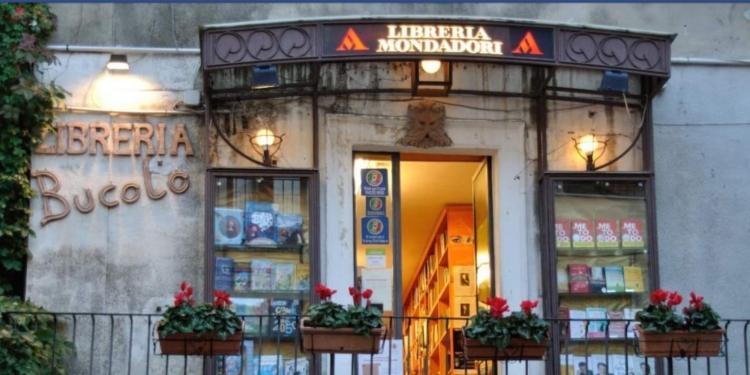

[554,179,653,375]
[212,175,311,374]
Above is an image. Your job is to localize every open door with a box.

[472,159,494,304]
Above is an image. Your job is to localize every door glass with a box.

[472,160,493,304]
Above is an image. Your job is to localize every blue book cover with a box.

[214,257,234,292]
[244,201,278,245]
[267,299,301,337]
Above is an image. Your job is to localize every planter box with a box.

[635,326,724,358]
[158,323,244,356]
[299,318,385,354]
[461,328,549,360]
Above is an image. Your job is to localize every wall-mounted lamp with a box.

[252,65,279,89]
[574,134,609,171]
[600,70,629,93]
[106,54,129,71]
[420,60,442,74]
[247,127,284,166]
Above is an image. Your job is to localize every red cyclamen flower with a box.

[349,287,356,296]
[485,297,509,318]
[362,289,373,299]
[314,283,336,301]
[15,7,25,16]
[667,292,683,307]
[213,290,232,308]
[689,291,704,311]
[520,300,539,316]
[650,289,669,305]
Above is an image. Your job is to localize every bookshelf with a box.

[402,205,477,375]
[543,175,658,375]
[207,171,317,375]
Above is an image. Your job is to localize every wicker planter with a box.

[299,318,385,354]
[157,322,244,356]
[635,326,724,358]
[461,328,549,360]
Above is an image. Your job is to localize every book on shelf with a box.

[215,257,235,292]
[233,262,251,292]
[452,265,475,296]
[452,329,476,370]
[439,232,446,257]
[274,263,296,290]
[276,213,304,246]
[558,307,570,338]
[267,299,301,337]
[567,264,590,293]
[233,298,267,335]
[621,218,645,248]
[442,267,450,288]
[607,311,625,338]
[296,265,310,291]
[215,208,246,245]
[283,358,309,375]
[585,307,608,339]
[250,260,274,291]
[595,219,619,249]
[216,339,253,375]
[452,296,476,320]
[557,266,570,293]
[571,219,595,249]
[604,266,626,293]
[559,355,576,375]
[624,308,643,338]
[259,355,282,375]
[589,266,607,294]
[568,310,587,339]
[623,266,644,292]
[244,202,279,246]
[555,219,572,249]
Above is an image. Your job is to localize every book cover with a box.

[243,340,254,375]
[586,307,608,338]
[244,201,278,245]
[267,299,301,337]
[589,266,607,294]
[259,356,282,375]
[233,262,251,292]
[296,265,310,291]
[610,354,627,375]
[569,310,587,339]
[571,219,595,249]
[557,266,570,293]
[624,308,643,338]
[451,265,475,297]
[623,266,645,292]
[233,298,267,335]
[560,355,576,375]
[274,263,296,290]
[621,218,645,248]
[250,260,274,291]
[567,264,590,293]
[215,257,235,292]
[604,266,626,293]
[559,307,570,338]
[608,311,625,338]
[215,208,245,245]
[595,219,619,249]
[276,213,304,246]
[555,219,572,249]
[283,358,309,375]
[452,296,476,320]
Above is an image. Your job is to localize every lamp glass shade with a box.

[254,129,275,149]
[106,54,129,71]
[577,135,599,156]
[420,60,442,74]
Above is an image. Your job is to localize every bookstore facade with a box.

[28,15,676,375]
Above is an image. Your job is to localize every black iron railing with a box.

[1,312,748,375]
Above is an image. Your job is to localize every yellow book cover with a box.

[623,266,644,292]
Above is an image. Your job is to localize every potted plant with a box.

[635,290,724,357]
[157,282,244,356]
[462,297,550,360]
[300,283,385,354]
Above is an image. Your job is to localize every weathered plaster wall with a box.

[48,3,750,60]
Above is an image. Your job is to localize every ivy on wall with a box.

[0,3,66,296]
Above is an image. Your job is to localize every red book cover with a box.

[621,219,645,248]
[595,219,619,248]
[567,264,590,293]
[555,219,571,249]
[571,219,595,249]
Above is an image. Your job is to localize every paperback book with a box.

[586,307,608,339]
[274,263,296,290]
[624,308,643,338]
[567,264,590,293]
[623,266,644,292]
[595,219,619,249]
[233,263,251,292]
[215,257,235,292]
[296,265,310,291]
[568,310,587,339]
[604,266,626,293]
[283,358,309,375]
[244,202,278,245]
[276,213,304,246]
[555,219,572,249]
[607,311,625,338]
[557,266,570,293]
[621,218,645,248]
[589,266,607,294]
[571,219,595,249]
[267,299,301,337]
[250,260,274,291]
[233,298,268,335]
[215,208,245,245]
[259,356,282,375]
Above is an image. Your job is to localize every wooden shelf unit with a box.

[402,205,477,375]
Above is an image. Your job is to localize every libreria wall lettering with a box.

[31,121,194,226]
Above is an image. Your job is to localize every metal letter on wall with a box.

[397,99,452,149]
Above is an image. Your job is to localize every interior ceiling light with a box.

[106,54,129,71]
[420,60,442,74]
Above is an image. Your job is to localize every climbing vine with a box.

[0,3,66,296]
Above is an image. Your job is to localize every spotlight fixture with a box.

[252,65,279,89]
[106,54,129,71]
[600,70,629,93]
[420,60,442,74]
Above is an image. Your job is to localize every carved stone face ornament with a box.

[397,99,452,149]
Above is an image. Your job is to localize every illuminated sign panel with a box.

[323,23,554,61]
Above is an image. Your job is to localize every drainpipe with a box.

[47,45,201,55]
[670,57,750,66]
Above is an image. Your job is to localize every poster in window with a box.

[361,217,389,245]
[365,197,386,216]
[215,208,245,245]
[452,265,475,297]
[361,169,389,197]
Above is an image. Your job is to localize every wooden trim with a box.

[399,153,485,163]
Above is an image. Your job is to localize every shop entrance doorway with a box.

[353,152,495,375]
